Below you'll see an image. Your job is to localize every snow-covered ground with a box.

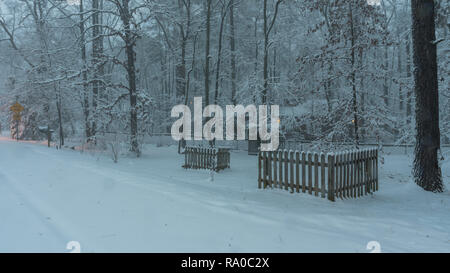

[0,136,449,253]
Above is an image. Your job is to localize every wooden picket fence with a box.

[258,148,378,201]
[183,147,231,172]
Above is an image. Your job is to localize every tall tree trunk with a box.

[229,0,237,105]
[122,0,140,156]
[411,0,443,192]
[55,84,64,147]
[204,0,212,106]
[383,45,389,107]
[91,0,103,138]
[406,34,413,124]
[358,47,365,141]
[398,41,404,112]
[349,3,359,148]
[263,0,268,104]
[79,0,91,140]
[253,17,258,102]
[214,3,230,104]
[176,37,187,100]
[262,0,282,104]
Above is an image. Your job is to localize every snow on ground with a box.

[0,135,449,253]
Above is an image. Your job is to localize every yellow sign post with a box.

[10,102,24,141]
[12,113,22,121]
[10,102,24,113]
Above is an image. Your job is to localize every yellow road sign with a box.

[12,113,21,121]
[10,102,24,113]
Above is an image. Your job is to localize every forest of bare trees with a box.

[0,0,448,189]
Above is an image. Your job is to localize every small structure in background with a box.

[38,126,54,147]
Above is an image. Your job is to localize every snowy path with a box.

[0,138,449,252]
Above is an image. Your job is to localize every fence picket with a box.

[308,153,312,194]
[335,153,340,199]
[314,153,319,196]
[302,152,306,193]
[363,150,367,196]
[343,152,347,198]
[258,152,262,189]
[375,149,379,191]
[368,149,373,193]
[290,151,295,193]
[296,152,300,193]
[263,151,268,187]
[364,150,368,195]
[372,149,376,192]
[273,151,278,188]
[340,153,344,199]
[350,151,356,198]
[328,154,335,202]
[359,150,363,196]
[279,150,283,188]
[268,151,272,188]
[283,150,289,190]
[321,153,326,198]
[345,152,350,198]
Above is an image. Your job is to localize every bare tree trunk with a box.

[383,45,389,107]
[349,2,359,148]
[398,40,404,112]
[263,0,268,104]
[79,0,91,140]
[121,0,140,156]
[214,2,232,104]
[185,34,198,105]
[406,34,413,124]
[253,17,258,102]
[204,0,212,106]
[262,0,282,104]
[411,0,443,192]
[55,84,64,147]
[358,47,365,141]
[229,0,237,105]
[92,0,104,138]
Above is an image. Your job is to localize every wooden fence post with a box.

[346,152,351,198]
[372,149,376,192]
[375,148,379,191]
[321,153,326,198]
[343,152,347,199]
[314,153,319,196]
[328,154,335,201]
[284,150,289,191]
[290,150,294,193]
[296,152,300,193]
[273,151,278,188]
[301,152,306,193]
[279,150,283,187]
[350,151,356,198]
[268,151,272,188]
[258,151,262,189]
[334,153,340,199]
[308,152,312,194]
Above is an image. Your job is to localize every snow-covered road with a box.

[0,138,449,252]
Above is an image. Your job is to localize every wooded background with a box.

[0,0,448,156]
